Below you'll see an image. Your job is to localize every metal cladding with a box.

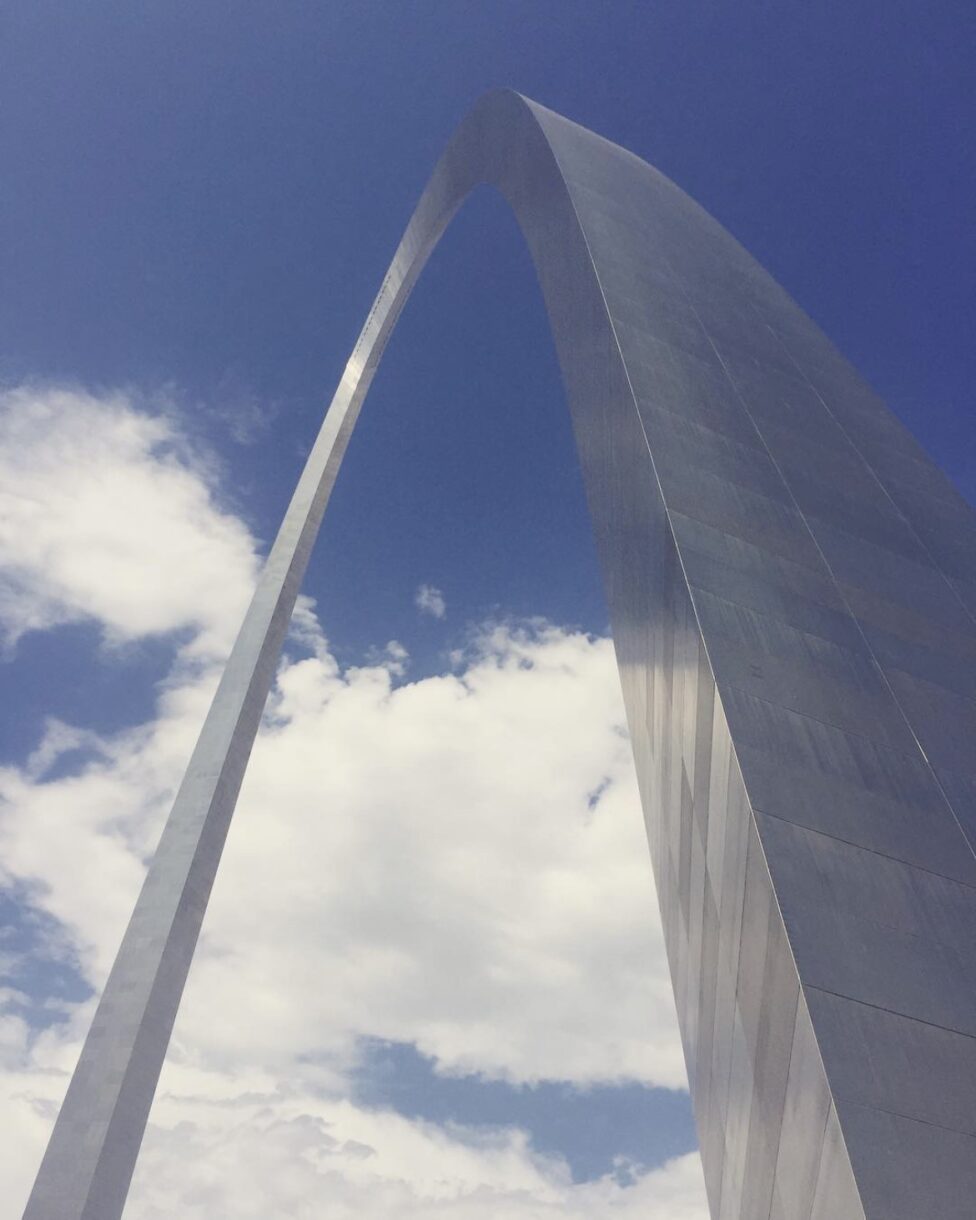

[23,91,976,1220]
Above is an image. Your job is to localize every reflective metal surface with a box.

[24,90,976,1220]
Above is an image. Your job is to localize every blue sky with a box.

[1,3,974,1216]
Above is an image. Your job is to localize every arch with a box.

[25,91,976,1220]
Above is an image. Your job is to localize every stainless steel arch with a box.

[25,90,976,1220]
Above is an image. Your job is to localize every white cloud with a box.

[182,620,687,1088]
[124,1087,709,1220]
[3,1022,707,1218]
[0,385,257,658]
[0,387,705,1217]
[1,623,687,1088]
[415,583,446,619]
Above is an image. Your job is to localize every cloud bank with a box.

[0,385,705,1217]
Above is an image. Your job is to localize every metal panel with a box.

[810,1104,866,1220]
[806,988,976,1135]
[838,1102,976,1220]
[24,90,976,1220]
[768,994,832,1220]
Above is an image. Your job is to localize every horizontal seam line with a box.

[753,806,976,892]
[690,585,870,651]
[835,1097,976,1142]
[721,681,921,757]
[668,503,830,572]
[805,983,976,1044]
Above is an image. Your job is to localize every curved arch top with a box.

[25,91,976,1220]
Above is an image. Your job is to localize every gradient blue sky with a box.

[2,4,975,1217]
[4,2,976,718]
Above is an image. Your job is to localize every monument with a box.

[24,91,976,1220]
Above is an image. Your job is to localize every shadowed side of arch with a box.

[26,90,976,1220]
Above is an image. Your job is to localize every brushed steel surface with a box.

[23,89,976,1219]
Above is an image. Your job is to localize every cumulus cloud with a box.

[185,620,686,1088]
[2,1021,706,1218]
[125,1091,709,1220]
[0,386,704,1217]
[0,384,257,657]
[2,623,686,1087]
[415,583,446,619]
